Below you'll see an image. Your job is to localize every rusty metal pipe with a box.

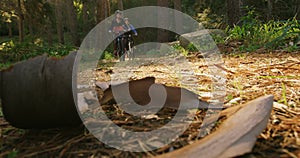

[0,52,81,129]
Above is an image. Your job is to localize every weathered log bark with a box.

[99,77,209,109]
[156,95,274,158]
[0,52,81,129]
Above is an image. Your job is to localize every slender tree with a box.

[96,0,101,23]
[7,23,13,37]
[66,0,80,46]
[96,0,110,23]
[0,0,15,37]
[107,0,111,17]
[226,0,241,26]
[23,0,42,36]
[173,0,183,33]
[101,0,110,20]
[55,0,64,44]
[157,0,169,42]
[294,0,300,18]
[45,19,53,45]
[117,0,123,10]
[17,0,25,42]
[267,0,273,20]
[173,0,182,11]
[81,0,93,33]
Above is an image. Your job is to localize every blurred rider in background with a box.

[109,10,126,57]
[123,17,137,54]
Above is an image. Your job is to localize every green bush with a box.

[210,33,226,45]
[171,44,189,56]
[0,37,76,69]
[196,8,224,29]
[101,51,114,60]
[186,43,198,52]
[227,8,300,52]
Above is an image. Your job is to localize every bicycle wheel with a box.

[118,36,125,61]
[128,43,134,60]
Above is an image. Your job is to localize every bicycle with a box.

[115,34,126,61]
[125,34,134,60]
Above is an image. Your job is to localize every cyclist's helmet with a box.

[115,10,122,15]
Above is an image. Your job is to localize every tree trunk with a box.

[66,0,80,46]
[157,0,169,42]
[82,0,89,33]
[96,0,102,23]
[101,0,108,21]
[173,0,183,34]
[227,0,241,26]
[17,0,24,42]
[55,0,64,44]
[7,23,13,37]
[267,0,273,20]
[295,0,300,19]
[107,0,111,17]
[45,22,53,46]
[27,18,34,35]
[96,0,110,23]
[173,0,181,11]
[117,0,123,10]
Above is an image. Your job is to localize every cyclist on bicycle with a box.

[123,18,137,58]
[109,10,126,57]
[124,18,137,36]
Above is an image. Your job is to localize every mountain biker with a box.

[123,17,137,53]
[109,10,126,57]
[124,18,137,36]
[124,18,138,50]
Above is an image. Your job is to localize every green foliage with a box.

[226,94,234,101]
[196,8,224,29]
[0,36,76,69]
[101,51,114,60]
[171,44,188,56]
[7,150,18,158]
[279,83,288,106]
[171,43,200,56]
[171,43,183,50]
[0,62,11,70]
[227,8,300,52]
[186,43,198,52]
[211,34,225,44]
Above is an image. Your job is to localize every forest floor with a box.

[0,49,300,158]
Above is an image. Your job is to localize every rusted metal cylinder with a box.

[0,52,81,129]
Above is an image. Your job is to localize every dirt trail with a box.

[0,52,299,157]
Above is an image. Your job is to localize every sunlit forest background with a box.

[0,0,299,68]
[1,1,300,157]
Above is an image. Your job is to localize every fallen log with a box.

[156,95,274,158]
[99,77,210,110]
[0,52,81,129]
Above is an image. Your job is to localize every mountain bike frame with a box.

[115,34,126,61]
[125,34,134,60]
